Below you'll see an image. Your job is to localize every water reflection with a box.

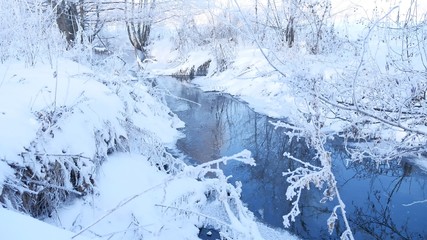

[330,140,427,239]
[157,77,427,239]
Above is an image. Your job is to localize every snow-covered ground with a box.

[1,207,89,240]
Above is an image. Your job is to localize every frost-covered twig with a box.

[161,88,202,106]
[318,95,427,136]
[283,154,354,239]
[155,204,233,229]
[283,152,321,170]
[282,92,355,239]
[351,6,399,112]
[197,149,255,168]
[24,179,82,196]
[269,120,304,132]
[334,186,354,240]
[402,199,427,207]
[232,0,288,78]
[19,152,93,161]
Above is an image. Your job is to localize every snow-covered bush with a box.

[0,56,185,218]
[247,0,336,54]
[159,150,262,240]
[172,2,242,72]
[0,0,66,65]
[50,150,265,240]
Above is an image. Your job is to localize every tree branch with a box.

[318,95,427,136]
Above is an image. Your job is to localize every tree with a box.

[49,0,108,47]
[125,0,156,64]
[52,0,79,46]
[257,0,333,53]
[0,0,66,65]
[269,2,427,239]
[301,0,332,54]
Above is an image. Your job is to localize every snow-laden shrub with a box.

[173,5,241,72]
[159,150,263,240]
[0,57,183,217]
[0,0,66,65]
[53,150,265,240]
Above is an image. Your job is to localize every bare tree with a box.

[285,0,298,48]
[125,0,156,64]
[49,0,118,48]
[258,0,333,52]
[278,3,427,238]
[76,0,105,44]
[302,0,332,54]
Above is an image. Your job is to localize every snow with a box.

[194,48,298,119]
[0,59,126,163]
[47,153,178,239]
[0,207,89,240]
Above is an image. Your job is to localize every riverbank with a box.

[144,20,427,172]
[0,55,297,239]
[158,75,427,239]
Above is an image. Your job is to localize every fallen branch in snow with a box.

[23,179,83,196]
[3,182,39,195]
[71,180,171,239]
[155,204,233,229]
[4,178,82,197]
[19,152,93,161]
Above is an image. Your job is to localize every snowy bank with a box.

[0,207,89,240]
[0,57,180,230]
[0,56,295,239]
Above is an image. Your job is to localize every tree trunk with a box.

[285,18,294,48]
[125,0,156,63]
[54,0,79,47]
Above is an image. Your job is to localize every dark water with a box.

[157,77,427,240]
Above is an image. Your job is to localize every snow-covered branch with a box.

[317,95,427,136]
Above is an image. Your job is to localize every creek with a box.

[156,76,427,239]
